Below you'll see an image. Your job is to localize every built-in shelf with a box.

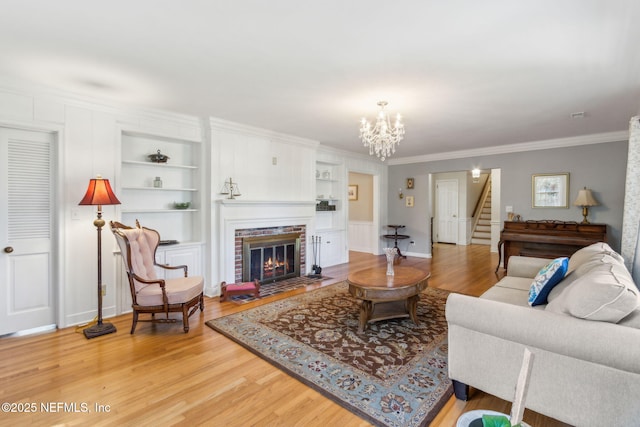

[121,209,198,213]
[313,158,346,266]
[119,130,202,244]
[122,186,198,191]
[122,160,198,169]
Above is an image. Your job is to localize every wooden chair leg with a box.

[182,305,189,333]
[131,311,139,334]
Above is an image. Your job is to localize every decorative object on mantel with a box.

[173,202,190,209]
[153,176,162,188]
[359,100,405,161]
[148,149,169,163]
[220,177,241,199]
[78,175,121,339]
[573,187,600,224]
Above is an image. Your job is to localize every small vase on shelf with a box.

[384,247,398,276]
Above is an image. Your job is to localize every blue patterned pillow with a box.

[528,257,569,306]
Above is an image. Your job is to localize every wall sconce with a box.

[398,188,404,199]
[472,168,481,183]
[220,177,242,199]
[573,187,599,224]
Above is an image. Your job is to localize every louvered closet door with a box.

[0,128,56,335]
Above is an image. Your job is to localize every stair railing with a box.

[471,175,492,237]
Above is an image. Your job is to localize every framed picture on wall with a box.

[532,173,569,208]
[348,185,358,201]
[405,195,414,207]
[406,178,414,189]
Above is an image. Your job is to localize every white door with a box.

[436,179,458,244]
[0,128,56,335]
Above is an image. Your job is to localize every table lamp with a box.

[573,187,599,224]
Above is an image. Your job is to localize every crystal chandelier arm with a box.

[359,102,404,160]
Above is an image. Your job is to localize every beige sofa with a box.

[446,242,640,426]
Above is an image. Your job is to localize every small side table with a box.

[382,224,410,258]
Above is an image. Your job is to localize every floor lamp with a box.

[79,175,121,339]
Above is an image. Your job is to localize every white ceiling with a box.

[1,1,639,161]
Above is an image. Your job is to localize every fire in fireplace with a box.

[242,233,301,283]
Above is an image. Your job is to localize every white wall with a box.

[0,85,388,331]
[0,86,204,328]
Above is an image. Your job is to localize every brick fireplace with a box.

[235,225,306,283]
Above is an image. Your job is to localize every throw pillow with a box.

[557,263,639,322]
[567,242,623,273]
[528,257,569,306]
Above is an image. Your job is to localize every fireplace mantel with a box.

[214,198,316,293]
[216,199,316,207]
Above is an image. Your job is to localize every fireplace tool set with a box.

[309,235,323,278]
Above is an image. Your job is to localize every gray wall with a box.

[388,140,628,255]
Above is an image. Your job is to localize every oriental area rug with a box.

[207,282,453,427]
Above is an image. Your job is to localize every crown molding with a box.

[387,130,629,165]
[0,80,202,129]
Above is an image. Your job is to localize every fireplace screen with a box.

[243,233,301,283]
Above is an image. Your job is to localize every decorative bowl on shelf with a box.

[148,149,169,163]
[174,202,191,209]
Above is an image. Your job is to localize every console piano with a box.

[497,220,607,272]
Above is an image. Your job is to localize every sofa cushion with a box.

[546,263,640,322]
[481,284,544,309]
[618,308,640,329]
[547,252,627,303]
[494,276,534,292]
[528,257,569,306]
[567,242,624,274]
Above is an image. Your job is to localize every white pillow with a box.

[547,263,639,322]
[567,242,624,273]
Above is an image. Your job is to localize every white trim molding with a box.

[388,131,629,165]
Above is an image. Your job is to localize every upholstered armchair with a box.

[110,220,204,333]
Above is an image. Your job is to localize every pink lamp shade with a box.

[79,175,121,206]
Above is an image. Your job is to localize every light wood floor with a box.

[0,244,571,426]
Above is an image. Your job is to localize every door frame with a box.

[1,120,64,332]
[346,168,382,257]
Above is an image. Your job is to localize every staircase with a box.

[471,183,492,245]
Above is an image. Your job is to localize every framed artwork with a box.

[405,195,414,207]
[348,185,358,201]
[406,178,414,189]
[532,173,569,208]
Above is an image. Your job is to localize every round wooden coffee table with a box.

[347,266,430,332]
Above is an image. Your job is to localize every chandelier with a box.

[359,101,405,161]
